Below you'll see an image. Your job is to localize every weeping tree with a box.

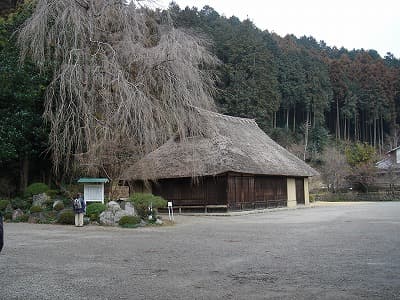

[17,0,218,184]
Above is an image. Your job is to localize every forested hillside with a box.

[170,4,400,154]
[1,2,400,195]
[0,3,49,195]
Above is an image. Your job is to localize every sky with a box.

[157,0,400,58]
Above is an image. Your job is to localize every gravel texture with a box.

[1,202,400,299]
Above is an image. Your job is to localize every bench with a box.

[170,205,228,213]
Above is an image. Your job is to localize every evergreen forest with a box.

[1,2,400,196]
[170,4,400,152]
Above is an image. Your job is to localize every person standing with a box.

[73,193,86,227]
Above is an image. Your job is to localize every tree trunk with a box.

[47,171,52,188]
[304,111,310,161]
[363,111,366,142]
[19,156,29,193]
[286,109,289,129]
[347,118,350,141]
[369,123,372,145]
[381,116,384,151]
[293,105,296,133]
[354,112,357,141]
[373,115,377,148]
[312,105,316,128]
[378,116,381,154]
[336,99,340,140]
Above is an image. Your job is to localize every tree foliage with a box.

[345,143,376,167]
[170,4,400,158]
[0,2,49,192]
[345,143,377,192]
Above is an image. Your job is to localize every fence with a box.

[229,199,287,211]
[314,191,400,202]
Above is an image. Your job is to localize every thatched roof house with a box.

[124,109,318,211]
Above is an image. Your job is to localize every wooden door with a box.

[295,178,305,204]
[227,174,254,205]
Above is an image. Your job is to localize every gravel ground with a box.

[1,202,400,299]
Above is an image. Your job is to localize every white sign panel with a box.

[84,184,104,203]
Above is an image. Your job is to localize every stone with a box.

[99,201,136,226]
[107,201,121,213]
[124,202,135,216]
[53,200,64,209]
[28,212,44,224]
[12,209,24,221]
[155,219,163,225]
[99,211,114,226]
[32,193,50,207]
[83,217,90,225]
[114,210,130,224]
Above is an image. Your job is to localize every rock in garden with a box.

[155,219,163,225]
[99,210,115,226]
[32,193,50,207]
[100,201,136,226]
[114,210,130,224]
[106,201,121,213]
[28,212,44,224]
[53,200,64,209]
[12,209,24,221]
[124,202,135,216]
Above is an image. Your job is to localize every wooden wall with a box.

[151,176,227,206]
[227,173,287,209]
[132,173,294,209]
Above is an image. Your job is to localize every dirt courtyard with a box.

[1,202,400,299]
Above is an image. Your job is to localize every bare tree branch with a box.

[17,0,219,181]
[74,0,89,10]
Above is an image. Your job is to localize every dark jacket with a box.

[0,212,3,253]
[73,197,86,214]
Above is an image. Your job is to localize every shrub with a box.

[46,189,59,199]
[85,203,106,221]
[118,215,141,227]
[38,211,57,224]
[3,208,13,220]
[129,193,167,219]
[0,199,10,211]
[61,197,73,207]
[309,194,315,203]
[53,202,65,211]
[43,198,54,211]
[57,209,75,225]
[61,184,80,199]
[10,197,30,211]
[25,183,49,197]
[30,205,43,213]
[14,214,29,222]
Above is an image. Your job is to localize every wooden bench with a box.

[170,205,228,213]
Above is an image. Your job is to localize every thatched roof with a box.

[123,109,318,180]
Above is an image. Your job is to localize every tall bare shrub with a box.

[321,146,350,192]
